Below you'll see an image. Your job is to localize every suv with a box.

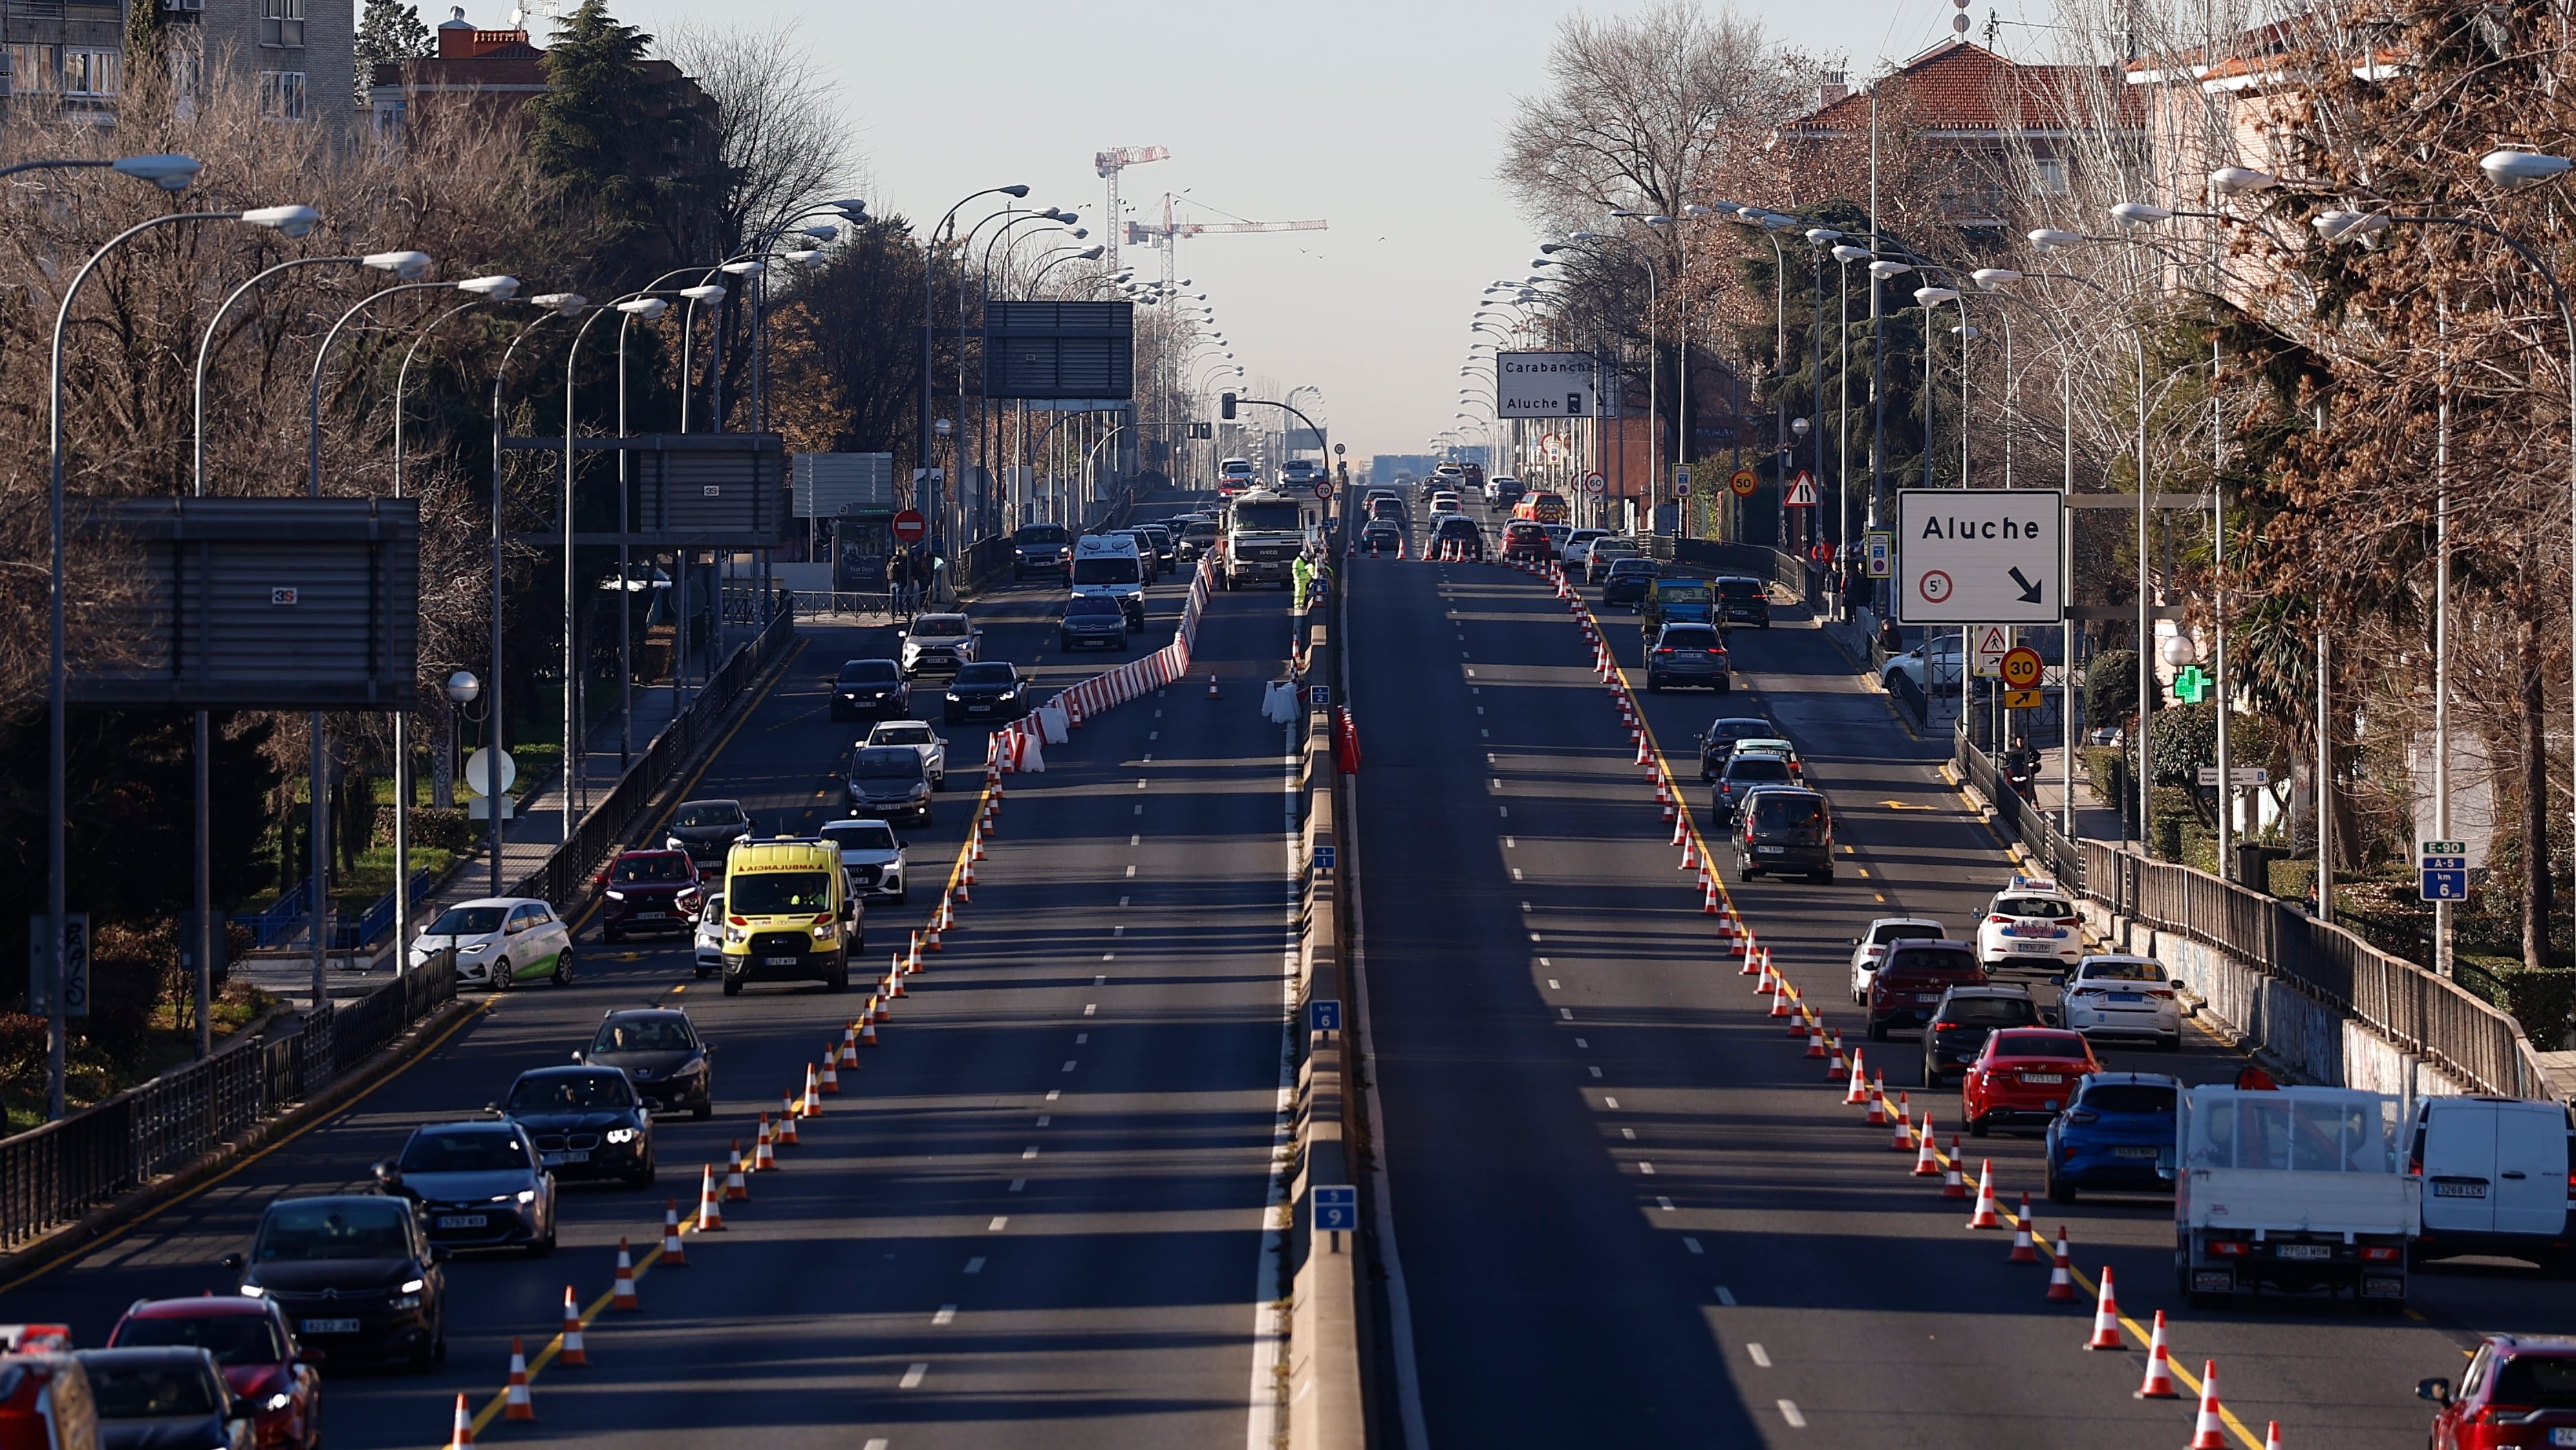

[597,850,702,942]
[828,658,909,722]
[1698,717,1778,781]
[1011,523,1072,580]
[1975,874,2084,973]
[1059,593,1130,651]
[1961,1028,2101,1135]
[819,817,908,905]
[1711,750,1794,821]
[1429,515,1483,560]
[2044,1072,2180,1201]
[1920,983,2040,1085]
[1714,575,1770,628]
[2420,1336,2576,1449]
[1645,623,1729,692]
[1501,521,1554,561]
[901,613,980,678]
[1735,785,1831,880]
[1865,940,1987,1040]
[1882,634,1964,693]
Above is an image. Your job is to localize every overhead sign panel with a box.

[983,301,1135,401]
[1496,351,1598,418]
[1895,488,2064,625]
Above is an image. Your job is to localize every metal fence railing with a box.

[0,950,458,1249]
[1952,733,2550,1099]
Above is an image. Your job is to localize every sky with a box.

[440,0,2059,458]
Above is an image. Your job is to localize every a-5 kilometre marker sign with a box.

[1895,488,2065,625]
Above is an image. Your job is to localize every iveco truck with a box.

[1220,490,1307,590]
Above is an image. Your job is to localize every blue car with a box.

[2043,1072,2180,1202]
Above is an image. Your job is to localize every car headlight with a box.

[605,889,626,901]
[389,1295,422,1311]
[238,1284,266,1299]
[258,1392,292,1414]
[400,1277,427,1295]
[605,1127,639,1145]
[813,923,837,940]
[724,928,747,944]
[945,691,961,701]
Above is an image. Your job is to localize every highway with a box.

[0,497,1303,1450]
[1348,488,2574,1448]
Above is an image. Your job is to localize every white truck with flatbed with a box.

[1219,489,1307,590]
[2175,1084,2418,1312]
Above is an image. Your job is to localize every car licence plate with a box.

[2434,1180,2489,1198]
[1757,845,1784,855]
[2112,992,2143,1002]
[301,1319,359,1335]
[2275,1244,2331,1260]
[436,1214,488,1229]
[2013,941,2051,952]
[2114,1146,2160,1159]
[2549,1430,2576,1447]
[543,1150,590,1165]
[764,955,799,966]
[2021,1072,2065,1084]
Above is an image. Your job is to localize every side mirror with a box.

[2416,1378,2451,1405]
[703,1042,718,1054]
[570,1050,585,1063]
[219,1252,245,1273]
[1849,937,1861,946]
[840,902,856,922]
[899,841,912,850]
[369,1160,403,1193]
[484,1102,504,1116]
[293,1348,325,1365]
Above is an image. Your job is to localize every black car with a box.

[577,1008,716,1118]
[222,1195,447,1369]
[1920,984,2041,1085]
[1698,716,1778,781]
[1059,594,1130,651]
[1011,523,1072,580]
[1135,523,1178,568]
[663,799,755,867]
[1715,574,1771,627]
[828,658,910,722]
[1360,521,1404,556]
[374,1120,557,1253]
[497,1066,655,1188]
[846,746,933,823]
[1600,557,1660,605]
[943,661,1031,725]
[75,1347,251,1450]
[1429,516,1484,560]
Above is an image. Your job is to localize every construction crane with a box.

[1125,195,1327,287]
[1094,146,1170,274]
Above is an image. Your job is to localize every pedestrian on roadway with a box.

[1292,553,1314,612]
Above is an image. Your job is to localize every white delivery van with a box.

[2412,1096,2576,1273]
[1071,533,1146,629]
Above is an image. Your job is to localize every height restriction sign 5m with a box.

[1894,488,2065,625]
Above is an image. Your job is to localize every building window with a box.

[61,50,119,98]
[2032,157,2071,195]
[5,45,57,95]
[258,69,306,121]
[259,0,305,47]
[162,0,206,11]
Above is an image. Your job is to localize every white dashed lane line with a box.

[932,1306,956,1326]
[1777,1400,1806,1429]
[1747,1344,1772,1367]
[964,1257,985,1274]
[901,1364,928,1388]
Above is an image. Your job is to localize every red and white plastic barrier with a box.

[994,556,1217,772]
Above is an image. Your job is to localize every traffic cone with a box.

[804,1063,824,1117]
[1865,1071,1889,1125]
[771,1088,795,1144]
[839,1025,859,1068]
[1912,1115,1940,1174]
[2188,1363,2228,1449]
[757,1115,780,1169]
[1722,911,1741,952]
[449,1393,475,1447]
[558,1286,586,1366]
[1206,673,1220,699]
[888,964,908,998]
[1843,1049,1870,1103]
[1966,1162,2001,1227]
[861,1018,879,1047]
[661,1200,686,1265]
[873,990,891,1024]
[1704,878,1721,914]
[907,932,922,974]
[696,1167,723,1231]
[1889,1092,1914,1149]
[1942,1139,1966,1198]
[2085,1266,2122,1348]
[724,1142,748,1200]
[504,1339,534,1419]
[2135,1310,2179,1397]
[1769,981,1791,1019]
[1827,1034,1849,1081]
[612,1238,639,1310]
[2045,1227,2076,1300]
[1752,951,1772,992]
[1680,834,1698,871]
[820,1048,841,1094]
[2008,1195,2038,1260]
[1671,815,1687,847]
[1787,994,1808,1037]
[924,916,943,953]
[2264,1422,2283,1450]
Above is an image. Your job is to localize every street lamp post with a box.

[561,296,670,847]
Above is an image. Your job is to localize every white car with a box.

[1974,874,2085,972]
[864,719,947,790]
[901,613,980,678]
[1561,529,1609,568]
[1848,917,1945,1003]
[1585,538,1642,582]
[411,896,575,990]
[2059,954,2182,1049]
[693,892,724,979]
[1881,634,1965,693]
[819,818,909,905]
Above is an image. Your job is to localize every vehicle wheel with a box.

[721,973,743,997]
[894,887,910,905]
[530,1222,557,1257]
[2186,1291,2220,1311]
[1646,675,1664,693]
[1969,1114,1991,1138]
[552,949,575,987]
[932,773,947,792]
[693,1099,713,1121]
[2048,1168,2078,1204]
[1867,1019,1887,1042]
[693,964,713,980]
[1719,679,1733,693]
[2160,1033,2182,1052]
[1739,863,1758,881]
[604,927,624,944]
[491,960,511,991]
[625,1156,656,1191]
[1812,869,1834,883]
[828,960,850,991]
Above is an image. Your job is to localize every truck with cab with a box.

[1219,490,1307,590]
[2176,1084,2416,1310]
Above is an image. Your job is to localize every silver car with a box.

[901,613,980,678]
[1645,623,1731,693]
[374,1120,557,1255]
[693,893,724,980]
[819,818,908,904]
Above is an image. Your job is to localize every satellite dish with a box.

[508,7,526,25]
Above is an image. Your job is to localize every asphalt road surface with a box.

[0,496,1305,1450]
[1349,488,2572,1449]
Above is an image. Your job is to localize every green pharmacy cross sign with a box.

[2171,664,2211,704]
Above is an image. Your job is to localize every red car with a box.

[1501,521,1554,561]
[1961,1028,2101,1136]
[598,850,703,942]
[106,1297,318,1449]
[2421,1334,2576,1448]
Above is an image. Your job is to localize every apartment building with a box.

[0,0,353,129]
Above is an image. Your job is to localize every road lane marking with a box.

[1023,1147,1039,1158]
[1504,836,1515,847]
[1135,803,1144,814]
[933,1306,956,1326]
[1499,805,1508,816]
[1075,1034,1088,1044]
[1137,779,1148,789]
[1084,1004,1097,1016]
[1045,1089,1060,1101]
[1622,1128,1636,1140]
[1119,896,1129,906]
[1559,1008,1572,1020]
[1103,953,1115,960]
[1748,1344,1772,1367]
[1640,1162,1656,1175]
[988,1217,1009,1231]
[1574,1038,1588,1048]
[1529,932,1541,942]
[1113,927,1124,937]
[1683,1237,1702,1254]
[1546,979,1559,988]
[965,1257,985,1273]
[1035,1115,1050,1126]
[1150,731,1158,740]
[1656,1196,1675,1211]
[901,1364,929,1388]
[1130,834,1139,845]
[1093,975,1106,986]
[1538,957,1549,967]
[1602,1096,1617,1108]
[1512,867,1524,880]
[1715,1286,1735,1303]
[1777,1400,1805,1429]
[1588,1066,1602,1078]
[1126,865,1136,876]
[1062,1061,1077,1072]
[865,1440,888,1450]
[1009,1179,1025,1192]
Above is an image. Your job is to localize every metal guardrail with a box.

[1952,733,2551,1099]
[0,950,459,1249]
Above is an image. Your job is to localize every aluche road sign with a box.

[1895,489,2065,625]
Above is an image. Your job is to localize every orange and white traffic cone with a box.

[724,1143,749,1200]
[1787,994,1809,1037]
[558,1287,586,1366]
[2085,1265,2122,1348]
[1670,815,1687,847]
[1752,951,1772,993]
[1966,1162,2001,1227]
[873,991,891,1024]
[1942,1139,1966,1198]
[2135,1310,2179,1397]
[2044,1227,2075,1301]
[612,1237,639,1310]
[777,1090,800,1145]
[1704,878,1721,914]
[696,1166,724,1231]
[1722,911,1741,953]
[907,932,922,975]
[2264,1422,2284,1450]
[839,1025,859,1068]
[1206,673,1220,699]
[1769,981,1791,1020]
[925,912,943,953]
[1826,1034,1849,1081]
[861,1018,880,1047]
[1680,834,1699,872]
[504,1339,535,1419]
[1912,1116,1940,1175]
[1865,1072,1889,1125]
[804,1063,824,1117]
[889,966,909,999]
[2188,1362,2228,1449]
[753,1116,776,1171]
[662,1199,687,1265]
[1890,1092,1915,1150]
[450,1392,476,1447]
[1843,1049,1870,1103]
[1805,1019,1827,1058]
[820,1048,841,1094]
[2008,1194,2037,1259]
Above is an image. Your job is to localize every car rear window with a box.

[1726,757,1794,783]
[1884,947,1981,979]
[1992,1031,2092,1059]
[1661,627,1720,649]
[1941,997,2036,1026]
[2081,959,2167,982]
[2492,1356,2576,1408]
[1717,578,1765,600]
[1748,793,1825,831]
[1997,895,2076,918]
[1873,922,1941,946]
[1654,583,1713,603]
[2081,1083,2177,1115]
[110,1314,286,1366]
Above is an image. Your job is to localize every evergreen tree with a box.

[527,0,682,270]
[356,0,434,71]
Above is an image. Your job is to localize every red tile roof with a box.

[1780,40,2140,136]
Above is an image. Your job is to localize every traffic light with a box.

[1221,392,1237,420]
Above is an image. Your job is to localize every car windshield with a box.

[1073,558,1140,585]
[254,1202,411,1262]
[1660,628,1719,649]
[821,823,898,854]
[507,1072,634,1112]
[870,724,934,746]
[1726,758,1794,783]
[1748,794,1825,831]
[1996,895,2075,919]
[1066,596,1122,616]
[954,663,1014,685]
[1885,948,1980,977]
[398,1128,529,1173]
[2082,1083,2177,1115]
[672,803,742,829]
[1992,1032,2091,1059]
[83,1361,222,1419]
[2081,960,2166,982]
[591,1017,696,1054]
[837,660,899,683]
[111,1316,286,1367]
[1873,922,1941,945]
[730,872,833,914]
[1942,997,2035,1026]
[610,855,690,885]
[427,906,504,937]
[1016,526,1069,545]
[1234,502,1304,531]
[854,748,924,779]
[2492,1357,2576,1408]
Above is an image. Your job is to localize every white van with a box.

[1071,532,1146,629]
[2412,1095,2576,1272]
